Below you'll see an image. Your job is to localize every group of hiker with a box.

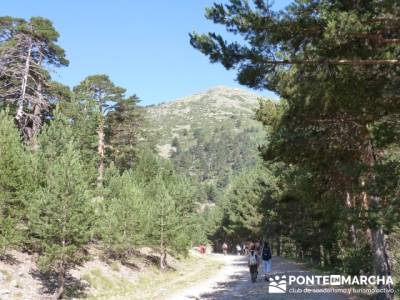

[221,243,247,255]
[247,240,272,283]
[221,240,272,283]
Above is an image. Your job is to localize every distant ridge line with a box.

[147,86,265,107]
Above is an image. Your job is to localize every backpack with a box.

[262,245,272,261]
[249,252,258,266]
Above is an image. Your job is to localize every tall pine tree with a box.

[100,165,145,258]
[0,17,68,142]
[29,114,93,299]
[0,109,26,254]
[74,75,125,185]
[106,95,143,171]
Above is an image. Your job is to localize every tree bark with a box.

[345,192,358,247]
[362,129,393,300]
[30,51,45,147]
[16,36,32,126]
[276,236,281,256]
[97,120,105,184]
[371,225,393,300]
[55,263,65,300]
[160,247,167,270]
[322,246,330,268]
[97,97,105,186]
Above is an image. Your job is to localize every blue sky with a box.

[3,1,292,105]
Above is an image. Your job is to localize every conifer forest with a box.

[0,1,399,299]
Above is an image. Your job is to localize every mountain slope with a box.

[144,86,268,192]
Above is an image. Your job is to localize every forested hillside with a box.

[145,86,266,191]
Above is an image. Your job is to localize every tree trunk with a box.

[30,51,45,147]
[362,191,373,245]
[160,247,167,270]
[16,36,32,127]
[160,227,167,269]
[361,130,393,300]
[97,110,105,186]
[370,203,393,300]
[55,263,65,300]
[345,192,358,247]
[276,236,281,256]
[322,246,330,268]
[29,103,42,148]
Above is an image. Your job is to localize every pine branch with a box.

[258,59,400,66]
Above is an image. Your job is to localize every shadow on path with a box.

[195,256,359,300]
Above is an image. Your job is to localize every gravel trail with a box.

[167,254,363,300]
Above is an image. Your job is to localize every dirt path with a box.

[166,254,363,300]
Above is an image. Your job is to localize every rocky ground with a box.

[167,254,365,300]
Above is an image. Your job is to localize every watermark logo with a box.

[287,275,394,287]
[330,275,341,286]
[266,274,394,295]
[268,275,287,293]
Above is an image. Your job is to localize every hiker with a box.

[199,244,206,254]
[243,244,250,255]
[222,242,228,255]
[236,244,242,255]
[261,240,272,281]
[248,243,259,283]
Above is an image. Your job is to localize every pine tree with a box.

[223,167,269,240]
[0,17,68,142]
[59,90,99,184]
[165,173,201,252]
[134,152,197,269]
[73,75,125,185]
[106,95,143,171]
[100,165,145,258]
[144,176,181,269]
[0,109,26,254]
[29,116,93,299]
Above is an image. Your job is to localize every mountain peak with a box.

[152,86,262,109]
[204,85,257,96]
[146,85,264,148]
[206,85,237,92]
[145,85,264,162]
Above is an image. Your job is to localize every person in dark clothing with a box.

[255,240,261,255]
[261,241,272,281]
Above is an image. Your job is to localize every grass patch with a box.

[84,268,114,290]
[82,268,135,299]
[81,254,224,300]
[133,255,224,299]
